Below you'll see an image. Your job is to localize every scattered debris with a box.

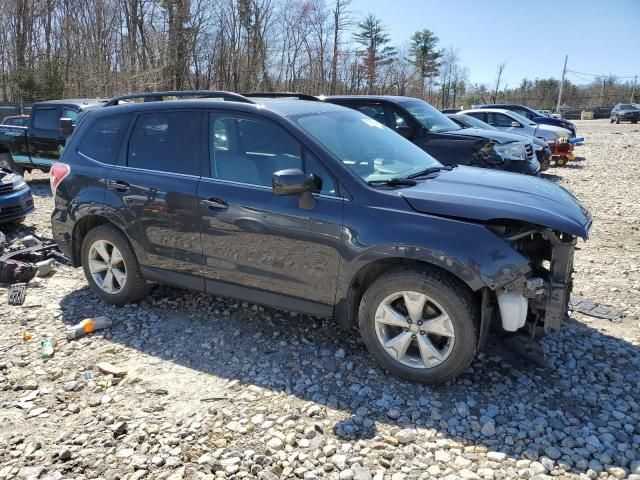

[570,295,625,322]
[8,283,26,305]
[97,362,128,377]
[0,234,70,285]
[83,371,94,381]
[35,258,57,277]
[41,338,56,360]
[22,331,32,342]
[66,316,113,340]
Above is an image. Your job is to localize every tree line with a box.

[0,0,636,109]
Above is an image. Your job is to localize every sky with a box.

[348,0,640,87]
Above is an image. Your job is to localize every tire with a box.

[11,216,26,224]
[615,116,620,124]
[81,224,148,306]
[358,267,478,384]
[632,120,638,124]
[610,117,614,123]
[556,157,568,166]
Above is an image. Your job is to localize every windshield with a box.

[402,100,461,133]
[506,110,537,126]
[295,109,441,182]
[458,114,497,130]
[620,104,639,111]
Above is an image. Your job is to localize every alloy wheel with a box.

[88,239,127,294]
[374,291,455,369]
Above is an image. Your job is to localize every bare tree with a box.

[491,60,506,103]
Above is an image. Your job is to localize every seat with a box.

[215,151,262,186]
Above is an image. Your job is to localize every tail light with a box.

[50,162,70,195]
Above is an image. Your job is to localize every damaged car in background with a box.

[50,93,591,383]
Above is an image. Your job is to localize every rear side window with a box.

[77,114,131,164]
[128,111,200,175]
[32,108,59,130]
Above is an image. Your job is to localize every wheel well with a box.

[71,215,112,266]
[342,258,479,328]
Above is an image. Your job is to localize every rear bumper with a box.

[51,213,75,265]
[0,187,34,223]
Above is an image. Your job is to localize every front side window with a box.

[32,108,59,130]
[210,114,302,187]
[127,111,200,175]
[62,107,79,121]
[354,104,388,126]
[488,112,517,128]
[402,100,460,133]
[295,109,441,183]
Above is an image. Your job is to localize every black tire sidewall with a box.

[358,270,477,383]
[81,225,146,306]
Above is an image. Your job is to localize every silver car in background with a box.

[459,108,572,142]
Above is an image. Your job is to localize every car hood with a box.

[399,165,591,238]
[446,128,530,144]
[538,124,571,137]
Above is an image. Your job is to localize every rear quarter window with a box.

[77,114,131,164]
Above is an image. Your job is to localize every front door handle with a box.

[202,197,228,210]
[106,180,130,192]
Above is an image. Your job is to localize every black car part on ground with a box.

[0,234,70,284]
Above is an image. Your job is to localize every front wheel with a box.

[556,157,568,166]
[615,116,620,124]
[358,268,478,384]
[81,225,148,306]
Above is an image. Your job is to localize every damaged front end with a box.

[484,220,589,362]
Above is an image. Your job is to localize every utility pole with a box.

[599,78,605,106]
[556,55,567,114]
[632,75,638,103]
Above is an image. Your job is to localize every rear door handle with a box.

[202,197,227,210]
[106,180,130,192]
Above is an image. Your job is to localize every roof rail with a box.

[243,92,320,102]
[103,90,254,107]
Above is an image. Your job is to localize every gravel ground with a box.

[1,119,639,480]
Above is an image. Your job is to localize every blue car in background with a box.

[0,167,34,224]
[473,104,577,137]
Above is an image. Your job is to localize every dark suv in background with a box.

[51,91,590,383]
[610,103,640,124]
[322,96,540,176]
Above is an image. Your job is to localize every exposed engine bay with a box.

[486,220,580,347]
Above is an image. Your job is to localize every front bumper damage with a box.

[483,223,587,364]
[499,229,576,337]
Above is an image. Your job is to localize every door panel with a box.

[28,106,65,166]
[198,180,343,306]
[199,111,344,307]
[106,110,204,282]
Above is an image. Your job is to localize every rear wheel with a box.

[358,267,477,383]
[610,117,614,123]
[556,157,568,166]
[81,225,148,306]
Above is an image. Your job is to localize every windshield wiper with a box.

[367,178,417,188]
[405,165,454,179]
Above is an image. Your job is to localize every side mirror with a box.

[396,125,416,140]
[60,118,74,136]
[272,168,316,210]
[510,121,521,128]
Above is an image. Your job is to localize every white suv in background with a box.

[459,108,572,142]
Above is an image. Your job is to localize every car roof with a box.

[324,95,419,104]
[461,108,513,114]
[85,97,348,119]
[34,99,106,109]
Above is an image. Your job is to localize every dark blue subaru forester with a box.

[50,91,591,383]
